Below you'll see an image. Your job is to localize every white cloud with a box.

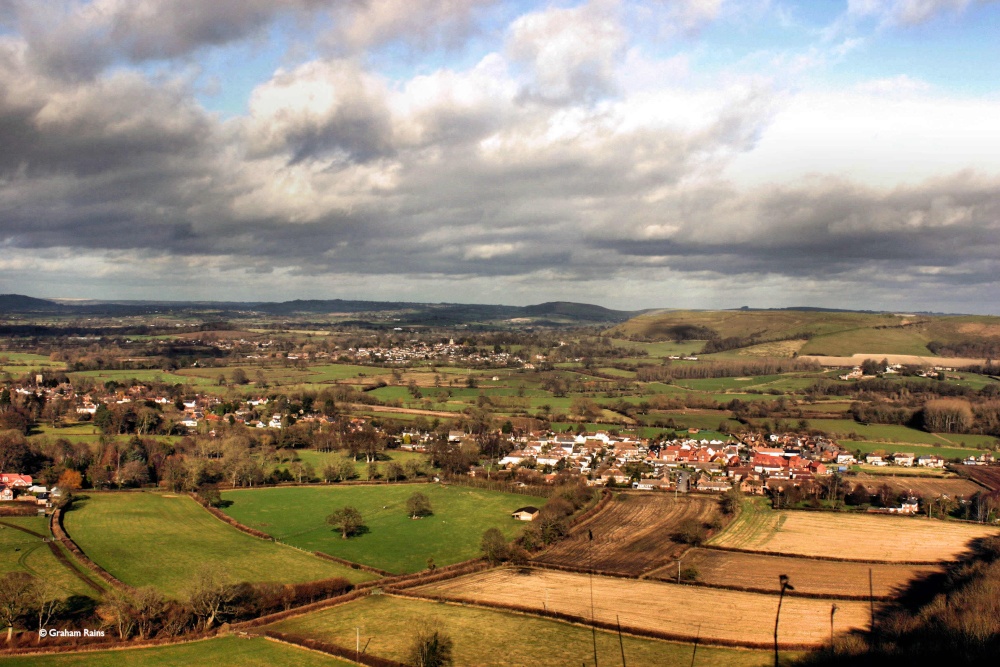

[847,0,994,25]
[506,0,626,102]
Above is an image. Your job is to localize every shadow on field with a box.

[795,534,1000,667]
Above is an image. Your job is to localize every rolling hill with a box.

[609,308,1000,358]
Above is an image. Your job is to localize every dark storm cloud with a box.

[592,175,1000,282]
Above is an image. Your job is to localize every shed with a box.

[511,506,540,521]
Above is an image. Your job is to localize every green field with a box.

[705,498,781,550]
[0,517,101,597]
[1,636,352,667]
[808,419,999,450]
[265,594,775,667]
[62,493,374,597]
[286,450,432,480]
[29,424,184,447]
[221,484,545,574]
[0,352,66,373]
[841,439,990,460]
[800,327,933,356]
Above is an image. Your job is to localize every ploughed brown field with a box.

[959,465,1000,491]
[648,548,940,598]
[411,567,871,647]
[709,509,997,562]
[533,493,720,575]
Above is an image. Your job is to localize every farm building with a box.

[512,506,540,521]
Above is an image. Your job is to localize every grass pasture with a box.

[62,493,373,597]
[655,548,939,598]
[412,567,870,647]
[534,493,720,575]
[841,439,991,461]
[0,517,101,597]
[808,419,998,450]
[1,636,353,667]
[265,592,777,667]
[708,500,997,562]
[221,484,544,574]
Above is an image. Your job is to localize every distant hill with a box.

[609,309,1000,358]
[522,301,640,322]
[0,294,66,312]
[0,294,640,326]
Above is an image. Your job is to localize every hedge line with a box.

[0,630,219,657]
[50,507,131,591]
[0,505,40,516]
[385,560,490,591]
[643,573,892,602]
[565,488,613,530]
[699,543,941,566]
[262,631,407,667]
[390,590,816,651]
[231,589,370,630]
[188,492,275,541]
[313,551,393,577]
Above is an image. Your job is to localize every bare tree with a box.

[0,572,34,643]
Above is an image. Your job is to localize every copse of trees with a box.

[636,357,820,382]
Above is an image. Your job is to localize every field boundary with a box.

[313,551,393,577]
[50,506,132,591]
[189,492,275,541]
[258,631,406,667]
[0,630,220,657]
[644,573,893,602]
[1,515,108,595]
[699,543,942,566]
[389,589,816,650]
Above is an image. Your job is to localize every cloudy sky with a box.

[1,0,999,312]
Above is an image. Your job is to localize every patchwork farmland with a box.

[62,493,373,596]
[708,500,997,562]
[409,567,871,647]
[533,493,720,575]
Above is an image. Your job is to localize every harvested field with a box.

[847,473,983,499]
[533,493,719,575]
[411,567,871,647]
[650,548,940,598]
[802,354,988,368]
[709,501,997,562]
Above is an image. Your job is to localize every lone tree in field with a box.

[408,624,454,667]
[327,506,364,539]
[406,492,433,518]
[480,527,508,565]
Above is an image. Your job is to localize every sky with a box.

[1,0,999,313]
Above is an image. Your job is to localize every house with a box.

[511,506,540,521]
[0,474,32,488]
[892,453,915,467]
[865,454,888,466]
[917,455,945,468]
[633,477,670,491]
[0,485,13,501]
